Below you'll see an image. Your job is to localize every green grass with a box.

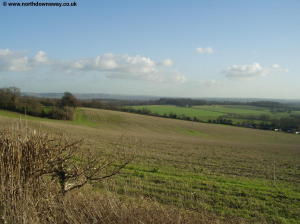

[72,107,128,128]
[0,107,300,223]
[193,105,271,115]
[0,109,51,122]
[109,164,300,223]
[72,108,97,127]
[130,104,300,124]
[131,105,225,121]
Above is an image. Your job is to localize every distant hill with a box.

[23,92,160,101]
[23,92,300,104]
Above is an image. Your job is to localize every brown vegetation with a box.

[1,108,299,223]
[0,87,76,120]
[0,122,232,224]
[0,123,132,223]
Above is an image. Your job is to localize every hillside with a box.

[0,108,300,223]
[130,104,300,128]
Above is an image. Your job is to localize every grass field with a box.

[0,108,300,223]
[130,105,300,124]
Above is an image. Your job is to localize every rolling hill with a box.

[0,107,299,223]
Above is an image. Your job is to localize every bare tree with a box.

[0,125,134,198]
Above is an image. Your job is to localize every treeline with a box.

[65,96,299,112]
[77,98,300,133]
[1,88,299,132]
[118,97,299,111]
[117,98,236,107]
[0,87,78,120]
[210,115,300,132]
[80,99,119,110]
[120,107,300,133]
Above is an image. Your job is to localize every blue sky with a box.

[0,0,299,98]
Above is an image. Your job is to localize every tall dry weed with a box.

[0,122,243,224]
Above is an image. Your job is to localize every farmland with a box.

[1,107,300,223]
[130,104,300,124]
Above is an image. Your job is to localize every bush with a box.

[48,106,75,120]
[0,124,132,223]
[60,92,79,108]
[0,87,81,121]
[0,124,249,224]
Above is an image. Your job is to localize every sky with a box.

[0,0,299,99]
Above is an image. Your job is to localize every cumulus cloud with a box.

[196,47,214,54]
[224,62,288,79]
[70,54,184,83]
[0,49,12,56]
[0,49,49,72]
[0,49,30,71]
[0,49,185,84]
[33,51,48,64]
[71,53,119,71]
[271,64,288,72]
[160,59,173,67]
[66,54,186,83]
[70,54,157,75]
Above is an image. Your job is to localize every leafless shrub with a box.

[0,122,240,224]
[0,123,133,223]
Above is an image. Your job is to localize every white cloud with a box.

[70,54,157,74]
[121,55,156,74]
[161,59,173,67]
[0,49,12,56]
[68,54,185,83]
[271,64,279,69]
[8,57,30,72]
[224,62,288,79]
[0,49,49,72]
[0,49,185,84]
[33,51,48,64]
[271,64,288,72]
[0,49,31,71]
[196,47,214,54]
[95,55,118,70]
[224,63,267,79]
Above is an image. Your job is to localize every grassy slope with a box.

[193,105,271,115]
[131,105,225,121]
[0,108,300,223]
[131,105,299,123]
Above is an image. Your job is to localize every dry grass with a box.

[61,189,238,224]
[0,121,235,224]
[0,109,300,223]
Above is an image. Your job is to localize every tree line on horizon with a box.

[0,87,78,120]
[0,87,299,133]
[120,106,300,132]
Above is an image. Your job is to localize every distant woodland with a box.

[1,87,300,133]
